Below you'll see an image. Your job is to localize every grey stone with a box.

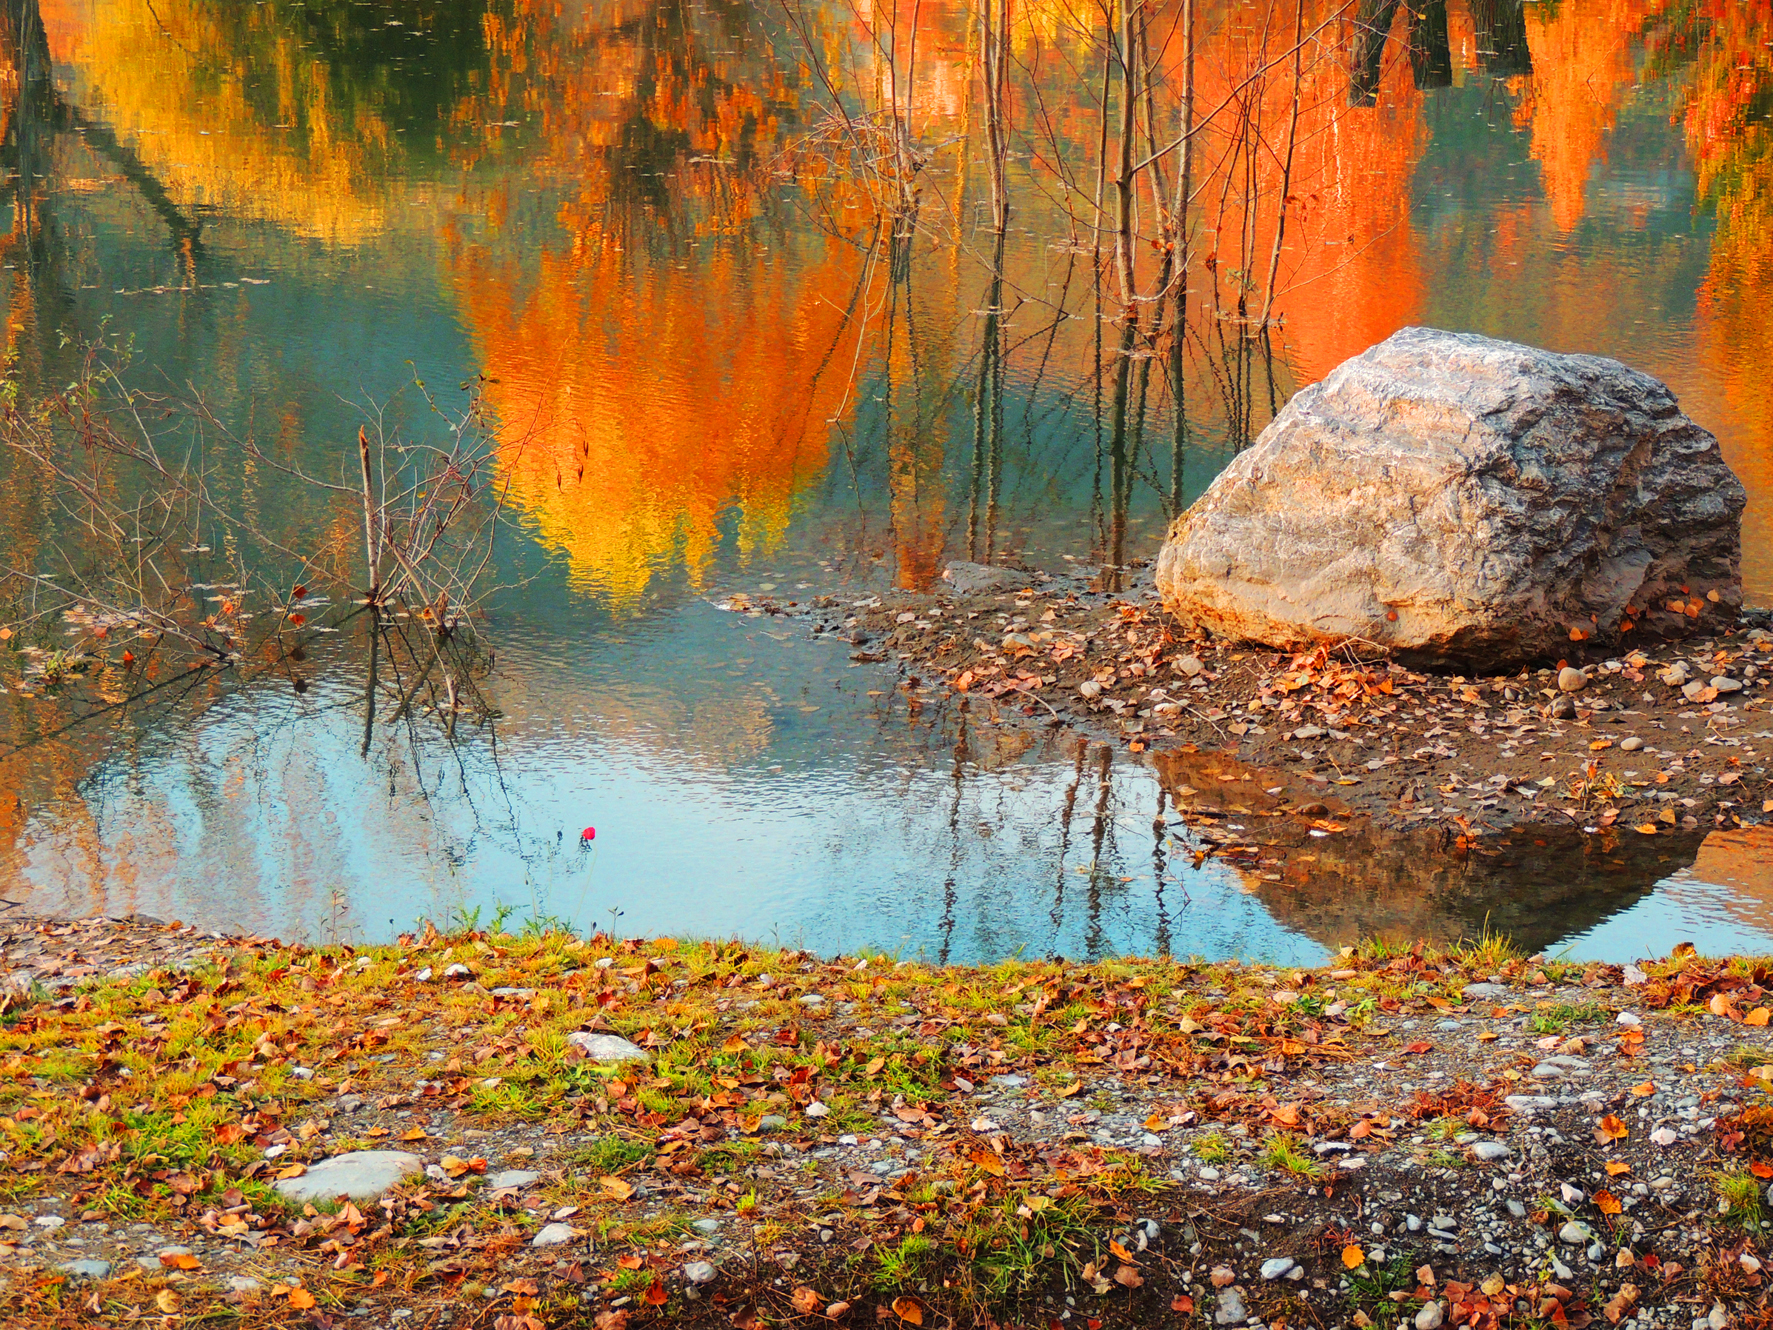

[1291,725,1326,740]
[59,1259,112,1280]
[567,1031,649,1062]
[1684,679,1707,701]
[532,1223,577,1248]
[1462,982,1509,1001]
[1558,668,1587,693]
[1620,736,1645,751]
[490,1170,541,1190]
[1712,676,1743,694]
[1558,1222,1593,1245]
[1549,695,1578,720]
[692,1218,721,1235]
[1179,655,1206,677]
[1215,1288,1248,1325]
[227,1276,264,1296]
[757,1115,788,1132]
[273,1150,423,1204]
[683,1260,717,1285]
[943,562,1031,595]
[1472,1140,1512,1162]
[1260,1258,1296,1280]
[1417,1302,1444,1330]
[1504,1094,1557,1112]
[1154,327,1745,666]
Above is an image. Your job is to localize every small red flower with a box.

[580,826,596,842]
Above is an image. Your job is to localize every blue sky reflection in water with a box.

[0,0,1771,960]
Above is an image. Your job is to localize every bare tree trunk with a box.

[1257,0,1305,332]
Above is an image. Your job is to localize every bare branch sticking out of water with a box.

[0,336,522,756]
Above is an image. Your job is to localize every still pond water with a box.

[1,0,1772,962]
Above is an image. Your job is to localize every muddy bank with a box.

[738,567,1773,846]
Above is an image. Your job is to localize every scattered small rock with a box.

[566,1032,649,1062]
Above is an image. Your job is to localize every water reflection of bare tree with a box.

[0,352,508,768]
[1350,0,1457,105]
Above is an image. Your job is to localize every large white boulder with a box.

[1155,327,1745,665]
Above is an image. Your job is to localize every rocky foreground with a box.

[3,915,1773,1329]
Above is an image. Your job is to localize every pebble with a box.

[1558,1221,1592,1245]
[34,1215,64,1230]
[532,1223,577,1248]
[1619,736,1644,751]
[1292,725,1326,740]
[692,1219,721,1235]
[1215,1289,1248,1325]
[275,1151,423,1204]
[489,1170,541,1190]
[1712,677,1743,694]
[1179,656,1205,677]
[1077,681,1103,699]
[1260,1258,1296,1280]
[1504,1095,1557,1112]
[1461,982,1509,1001]
[1557,667,1586,692]
[1417,1302,1444,1330]
[566,1032,649,1062]
[757,1115,788,1132]
[228,1276,264,1296]
[1470,1141,1511,1162]
[59,1259,112,1280]
[1549,695,1577,719]
[683,1261,717,1285]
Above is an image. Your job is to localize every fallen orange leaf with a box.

[288,1289,316,1310]
[1604,1161,1631,1177]
[892,1296,924,1325]
[970,1150,1006,1178]
[1595,1190,1622,1216]
[1343,1245,1366,1269]
[1598,1115,1628,1141]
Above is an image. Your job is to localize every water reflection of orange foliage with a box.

[1685,826,1773,937]
[1177,0,1429,383]
[41,0,391,244]
[1518,0,1657,232]
[1683,0,1773,591]
[453,236,869,606]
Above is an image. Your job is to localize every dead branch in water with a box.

[0,337,518,754]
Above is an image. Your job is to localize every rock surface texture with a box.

[1154,327,1746,664]
[272,1150,422,1204]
